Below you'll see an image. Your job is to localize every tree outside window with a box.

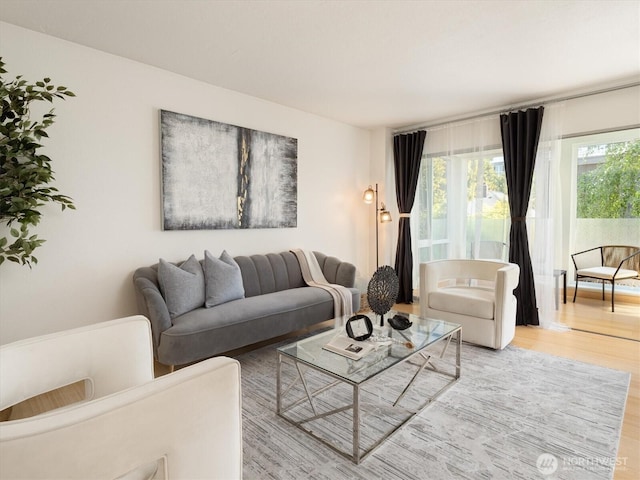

[576,139,640,219]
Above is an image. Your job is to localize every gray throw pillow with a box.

[204,250,245,307]
[158,255,205,319]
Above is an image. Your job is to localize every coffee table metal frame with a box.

[276,315,461,464]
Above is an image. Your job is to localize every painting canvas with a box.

[160,110,297,230]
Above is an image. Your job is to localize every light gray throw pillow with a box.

[204,250,245,307]
[158,255,205,319]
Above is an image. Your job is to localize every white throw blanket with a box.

[292,249,353,317]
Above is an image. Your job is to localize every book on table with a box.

[323,335,375,360]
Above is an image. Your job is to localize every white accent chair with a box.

[0,315,242,479]
[420,259,520,350]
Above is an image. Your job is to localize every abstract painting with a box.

[160,110,297,230]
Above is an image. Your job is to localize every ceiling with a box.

[1,0,638,129]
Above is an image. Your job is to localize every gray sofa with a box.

[133,251,360,366]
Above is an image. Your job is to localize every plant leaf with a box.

[0,58,76,268]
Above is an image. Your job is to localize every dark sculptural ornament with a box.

[367,265,399,326]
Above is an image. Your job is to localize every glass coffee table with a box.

[276,312,461,464]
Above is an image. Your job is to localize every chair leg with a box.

[601,280,605,301]
[611,282,615,313]
[573,277,578,303]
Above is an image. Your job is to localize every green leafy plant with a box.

[577,139,640,219]
[0,58,76,267]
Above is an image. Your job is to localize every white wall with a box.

[561,85,640,136]
[364,127,395,277]
[0,23,372,344]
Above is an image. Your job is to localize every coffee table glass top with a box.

[277,311,461,384]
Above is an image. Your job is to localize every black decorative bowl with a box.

[388,314,412,330]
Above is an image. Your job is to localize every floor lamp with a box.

[363,184,392,268]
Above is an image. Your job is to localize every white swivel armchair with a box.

[420,259,520,350]
[0,315,242,479]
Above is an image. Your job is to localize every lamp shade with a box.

[379,204,392,223]
[363,186,375,204]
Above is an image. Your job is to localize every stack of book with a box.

[323,335,375,360]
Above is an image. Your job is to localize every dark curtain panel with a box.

[393,130,427,303]
[500,107,544,326]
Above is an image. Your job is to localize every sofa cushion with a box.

[428,286,495,320]
[160,287,333,364]
[158,255,205,319]
[204,250,245,307]
[235,252,306,297]
[158,286,361,365]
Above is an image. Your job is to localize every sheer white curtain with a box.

[413,106,565,330]
[530,102,567,329]
[412,116,503,287]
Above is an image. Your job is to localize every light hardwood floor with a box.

[3,300,639,479]
[558,291,639,341]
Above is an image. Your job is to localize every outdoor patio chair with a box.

[571,245,640,312]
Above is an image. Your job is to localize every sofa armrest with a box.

[0,357,242,479]
[334,262,356,288]
[313,252,357,288]
[495,263,520,323]
[494,263,520,346]
[419,261,443,295]
[494,263,520,317]
[419,262,437,318]
[496,263,520,296]
[0,316,155,412]
[133,272,172,354]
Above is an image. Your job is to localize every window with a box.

[412,117,506,286]
[416,155,449,262]
[415,147,509,265]
[466,153,510,261]
[565,128,640,291]
[568,128,639,245]
[410,109,639,304]
[576,138,640,219]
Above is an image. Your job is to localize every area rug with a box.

[236,337,630,480]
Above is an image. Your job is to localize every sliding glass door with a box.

[414,146,509,266]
